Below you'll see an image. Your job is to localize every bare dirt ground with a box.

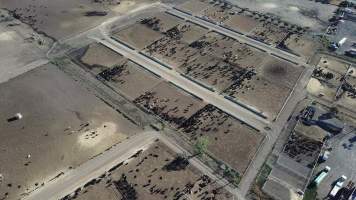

[170,22,209,45]
[145,36,200,68]
[256,57,304,89]
[70,141,233,200]
[102,60,163,100]
[178,55,245,92]
[283,34,321,59]
[176,0,210,14]
[225,75,291,120]
[0,9,52,84]
[317,56,350,75]
[0,0,161,40]
[0,64,141,200]
[112,23,165,50]
[249,22,289,46]
[180,105,264,175]
[78,43,127,74]
[200,4,232,24]
[226,0,337,31]
[224,14,261,33]
[134,81,207,128]
[197,32,266,68]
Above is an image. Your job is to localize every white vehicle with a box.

[330,175,347,197]
[314,166,331,185]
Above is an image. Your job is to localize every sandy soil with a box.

[0,64,140,200]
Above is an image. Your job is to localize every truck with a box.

[330,175,347,197]
[313,166,331,186]
[329,37,348,51]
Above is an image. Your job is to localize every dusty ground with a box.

[227,0,337,31]
[176,0,211,14]
[317,55,350,75]
[224,14,261,33]
[283,34,321,59]
[249,22,289,46]
[78,43,127,74]
[112,23,165,50]
[134,81,207,127]
[145,35,200,68]
[178,55,245,92]
[180,105,264,175]
[0,0,162,40]
[225,75,291,120]
[0,64,141,200]
[0,9,52,84]
[169,22,209,45]
[70,141,233,200]
[256,57,304,89]
[103,60,163,100]
[200,4,232,24]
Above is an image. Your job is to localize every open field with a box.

[249,23,289,46]
[0,64,141,200]
[197,32,266,68]
[102,61,163,100]
[317,55,350,75]
[0,9,52,84]
[199,4,232,24]
[178,55,245,92]
[145,36,200,68]
[0,0,162,40]
[180,105,264,175]
[67,141,233,200]
[167,22,209,45]
[256,57,304,89]
[224,14,261,33]
[176,0,210,14]
[77,43,127,75]
[112,23,164,50]
[133,82,207,127]
[225,75,291,120]
[282,34,320,59]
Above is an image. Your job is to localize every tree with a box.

[193,136,210,158]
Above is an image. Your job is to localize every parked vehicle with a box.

[330,175,347,197]
[314,166,331,186]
